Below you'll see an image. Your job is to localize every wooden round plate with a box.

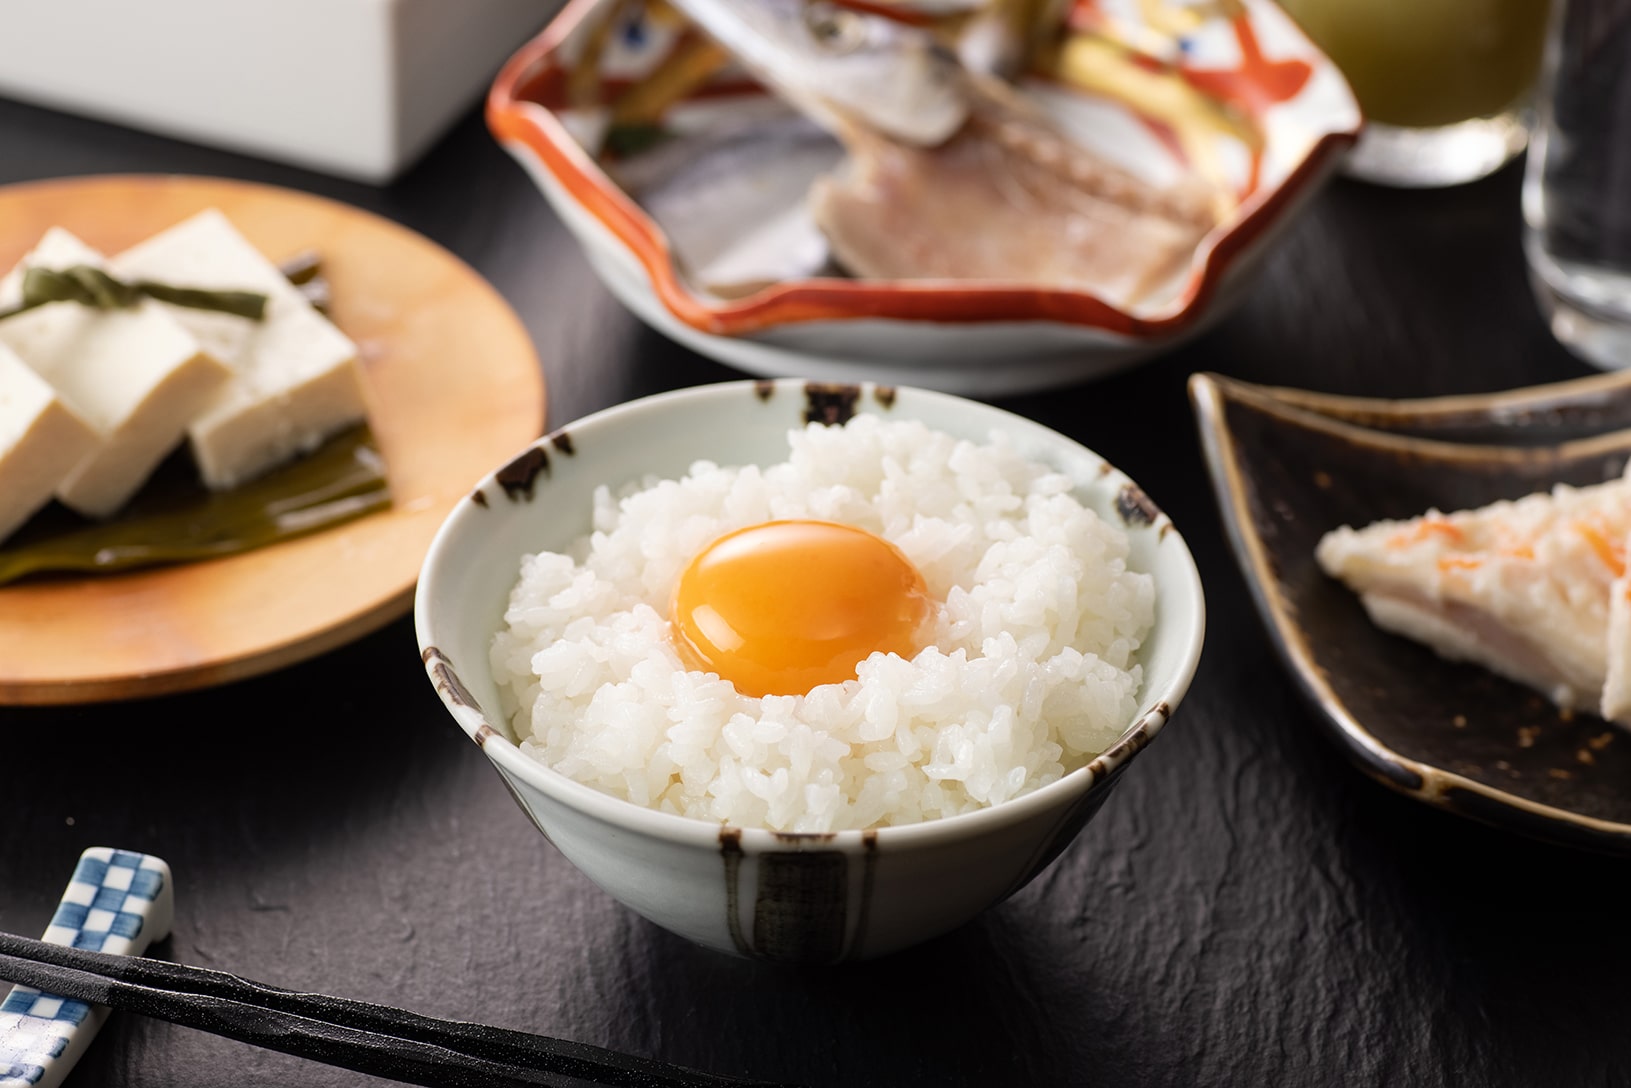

[0,175,545,704]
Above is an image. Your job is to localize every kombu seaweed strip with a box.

[0,265,268,321]
[0,428,390,587]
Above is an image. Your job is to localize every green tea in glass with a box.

[1277,0,1551,186]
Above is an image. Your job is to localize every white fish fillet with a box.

[650,0,1219,299]
[1317,466,1631,725]
[612,113,845,296]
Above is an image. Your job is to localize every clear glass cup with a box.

[1277,0,1551,187]
[1523,0,1631,368]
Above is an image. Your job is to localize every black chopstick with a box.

[0,932,786,1088]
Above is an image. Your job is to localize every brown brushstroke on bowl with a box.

[802,383,861,426]
[421,645,482,714]
[496,447,551,501]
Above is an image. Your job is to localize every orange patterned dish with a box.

[489,0,1361,394]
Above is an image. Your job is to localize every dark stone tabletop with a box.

[1,80,1626,1087]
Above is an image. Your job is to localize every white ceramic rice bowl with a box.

[415,379,1205,961]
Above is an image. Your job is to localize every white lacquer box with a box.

[0,0,555,182]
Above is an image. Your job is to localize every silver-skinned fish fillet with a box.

[663,0,970,146]
[809,78,1217,298]
[657,0,1219,298]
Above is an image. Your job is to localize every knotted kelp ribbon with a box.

[0,264,268,321]
[0,426,390,586]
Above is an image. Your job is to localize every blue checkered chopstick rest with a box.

[0,849,173,1088]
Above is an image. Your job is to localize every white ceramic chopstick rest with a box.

[0,849,173,1088]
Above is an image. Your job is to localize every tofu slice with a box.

[0,340,98,543]
[1317,470,1631,725]
[110,209,369,490]
[0,228,232,518]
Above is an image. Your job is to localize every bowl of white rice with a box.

[415,379,1204,962]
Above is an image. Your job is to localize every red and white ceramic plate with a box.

[489,0,1361,394]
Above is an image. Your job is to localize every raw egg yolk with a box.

[670,519,930,698]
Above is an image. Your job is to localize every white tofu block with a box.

[111,210,370,490]
[0,341,99,543]
[0,229,232,518]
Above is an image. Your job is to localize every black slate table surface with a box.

[1,91,1626,1088]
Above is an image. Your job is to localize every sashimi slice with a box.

[810,79,1217,303]
[1317,467,1631,723]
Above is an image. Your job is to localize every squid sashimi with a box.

[1317,469,1631,725]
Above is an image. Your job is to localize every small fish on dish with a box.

[581,0,1250,301]
[655,0,1223,299]
[488,0,1361,393]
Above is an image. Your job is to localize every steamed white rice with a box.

[490,415,1155,833]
